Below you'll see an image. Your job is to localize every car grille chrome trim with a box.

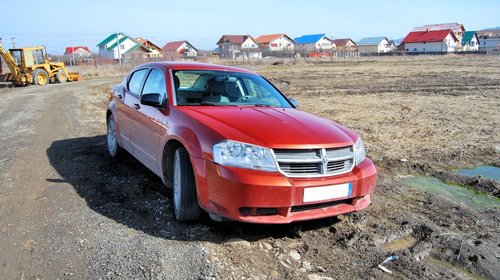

[273,147,354,178]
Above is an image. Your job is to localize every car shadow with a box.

[46,135,340,243]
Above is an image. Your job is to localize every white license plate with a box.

[303,183,352,203]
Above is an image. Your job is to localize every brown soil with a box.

[0,55,498,279]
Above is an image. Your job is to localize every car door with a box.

[130,68,168,175]
[117,68,148,153]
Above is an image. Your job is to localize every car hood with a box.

[179,106,356,149]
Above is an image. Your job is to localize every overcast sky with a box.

[1,0,498,54]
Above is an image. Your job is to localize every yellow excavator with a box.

[0,41,79,86]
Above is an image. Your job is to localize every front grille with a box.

[273,147,354,177]
[291,199,352,212]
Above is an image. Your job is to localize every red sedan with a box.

[106,62,377,224]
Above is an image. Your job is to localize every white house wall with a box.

[378,39,391,52]
[269,36,295,51]
[315,37,332,50]
[242,38,258,49]
[463,36,479,51]
[479,37,500,51]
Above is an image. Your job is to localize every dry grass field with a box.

[258,56,500,174]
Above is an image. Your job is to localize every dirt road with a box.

[0,56,499,280]
[0,80,207,279]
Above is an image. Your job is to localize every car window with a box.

[127,69,148,95]
[142,69,166,99]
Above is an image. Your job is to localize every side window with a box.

[142,69,166,98]
[127,69,148,95]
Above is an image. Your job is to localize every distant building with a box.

[476,28,500,51]
[356,37,391,53]
[461,31,480,52]
[64,46,92,58]
[412,23,465,47]
[293,34,333,52]
[135,37,164,58]
[97,33,151,60]
[216,35,261,59]
[401,29,458,53]
[332,38,357,53]
[162,41,198,59]
[256,34,295,51]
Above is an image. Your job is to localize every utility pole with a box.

[11,37,15,48]
[116,32,122,64]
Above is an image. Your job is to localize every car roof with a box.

[139,61,256,74]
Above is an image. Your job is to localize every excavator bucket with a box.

[67,72,80,82]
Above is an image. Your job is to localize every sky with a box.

[1,0,499,54]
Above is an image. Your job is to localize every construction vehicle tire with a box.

[33,69,49,86]
[55,70,68,83]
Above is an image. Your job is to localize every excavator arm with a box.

[0,44,31,85]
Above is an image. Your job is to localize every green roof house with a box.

[461,31,479,52]
[97,32,151,60]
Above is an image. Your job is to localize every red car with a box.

[106,62,377,224]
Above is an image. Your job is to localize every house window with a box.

[120,44,125,50]
[414,48,417,51]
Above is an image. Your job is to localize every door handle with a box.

[117,94,123,99]
[133,104,140,110]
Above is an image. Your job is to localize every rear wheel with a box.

[173,147,201,221]
[106,115,123,158]
[55,70,68,83]
[33,69,49,86]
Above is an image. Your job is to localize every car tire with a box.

[173,147,201,221]
[106,115,123,158]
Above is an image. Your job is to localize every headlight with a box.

[353,137,366,165]
[213,141,277,172]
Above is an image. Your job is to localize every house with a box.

[162,41,198,59]
[97,33,151,60]
[332,38,357,53]
[135,37,164,58]
[401,29,458,53]
[216,35,261,59]
[412,23,465,43]
[476,28,500,51]
[356,37,391,53]
[461,31,479,52]
[64,46,92,58]
[256,34,295,52]
[293,34,333,53]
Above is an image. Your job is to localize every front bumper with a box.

[195,158,377,224]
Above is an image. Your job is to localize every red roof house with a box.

[64,46,91,57]
[332,38,357,52]
[401,29,458,53]
[216,35,260,58]
[162,41,198,59]
[255,34,295,51]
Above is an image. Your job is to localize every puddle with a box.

[403,176,500,212]
[383,235,417,252]
[425,257,487,280]
[454,166,500,181]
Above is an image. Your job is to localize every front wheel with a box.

[106,115,123,158]
[173,148,201,221]
[55,70,68,83]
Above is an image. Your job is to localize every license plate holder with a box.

[303,183,352,203]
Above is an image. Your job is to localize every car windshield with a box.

[173,70,293,108]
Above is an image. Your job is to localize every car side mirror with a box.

[290,98,299,108]
[141,93,164,108]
